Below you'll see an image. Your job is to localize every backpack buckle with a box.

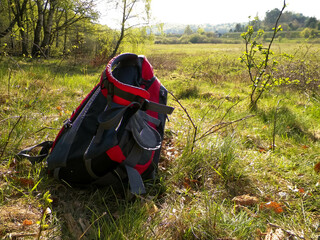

[63,119,72,129]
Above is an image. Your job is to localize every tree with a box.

[264,8,281,29]
[32,0,97,57]
[0,0,28,39]
[184,25,193,35]
[240,1,286,111]
[106,0,152,60]
[234,23,243,32]
[197,27,205,35]
[305,17,318,29]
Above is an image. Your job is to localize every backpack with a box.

[18,53,174,194]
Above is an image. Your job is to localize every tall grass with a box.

[1,43,320,239]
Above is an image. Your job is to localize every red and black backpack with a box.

[18,53,174,194]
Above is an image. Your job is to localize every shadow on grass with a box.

[48,177,164,239]
[1,57,101,79]
[257,106,318,142]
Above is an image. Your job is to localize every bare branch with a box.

[196,115,255,142]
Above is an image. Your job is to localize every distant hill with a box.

[151,23,243,35]
[151,10,320,36]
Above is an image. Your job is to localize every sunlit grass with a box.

[1,43,320,238]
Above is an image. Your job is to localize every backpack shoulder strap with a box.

[16,141,53,164]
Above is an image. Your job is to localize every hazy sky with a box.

[97,0,320,28]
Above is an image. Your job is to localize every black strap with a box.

[141,100,174,115]
[16,141,53,164]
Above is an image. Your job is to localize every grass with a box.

[1,43,320,239]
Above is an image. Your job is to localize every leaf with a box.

[258,147,267,153]
[314,162,320,174]
[12,177,34,187]
[232,194,259,206]
[23,219,33,226]
[260,201,284,214]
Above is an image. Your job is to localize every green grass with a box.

[1,43,320,239]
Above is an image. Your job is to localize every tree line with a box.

[155,9,320,44]
[232,9,320,32]
[0,0,152,64]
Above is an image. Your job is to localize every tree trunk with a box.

[14,0,28,56]
[41,0,57,57]
[108,0,127,60]
[32,0,44,57]
[0,0,28,39]
[63,10,68,55]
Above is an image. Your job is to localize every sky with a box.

[97,0,320,28]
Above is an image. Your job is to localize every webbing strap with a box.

[142,100,174,115]
[94,102,140,144]
[16,141,53,164]
[140,111,161,126]
[125,165,146,194]
[84,159,99,179]
[123,144,142,168]
[53,168,60,180]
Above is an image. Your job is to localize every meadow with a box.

[0,42,320,239]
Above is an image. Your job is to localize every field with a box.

[1,42,320,239]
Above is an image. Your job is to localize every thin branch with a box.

[0,115,21,123]
[196,115,255,142]
[168,91,197,151]
[272,98,283,151]
[268,223,305,239]
[0,116,22,159]
[201,97,243,138]
[168,91,197,131]
[34,127,60,133]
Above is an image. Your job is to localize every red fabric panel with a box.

[100,54,150,101]
[141,57,154,80]
[106,145,126,163]
[146,78,160,129]
[134,151,155,174]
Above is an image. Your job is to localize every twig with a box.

[0,115,22,159]
[8,68,12,97]
[79,212,107,239]
[4,233,38,238]
[218,97,243,124]
[272,98,283,151]
[268,222,305,239]
[196,115,255,142]
[0,115,21,123]
[168,91,197,152]
[34,126,60,133]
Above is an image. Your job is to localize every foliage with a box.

[240,2,286,111]
[0,0,153,64]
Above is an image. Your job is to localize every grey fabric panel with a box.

[129,112,161,151]
[125,165,146,194]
